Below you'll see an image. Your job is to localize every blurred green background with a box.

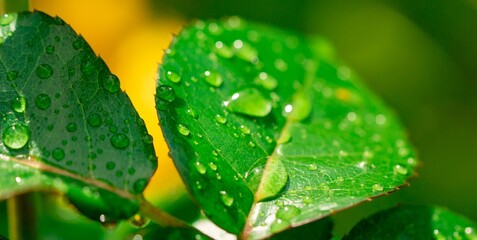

[2,0,477,238]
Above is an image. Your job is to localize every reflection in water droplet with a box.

[156,85,175,102]
[219,191,234,207]
[2,124,30,150]
[177,123,190,136]
[11,97,26,113]
[52,148,65,161]
[36,64,53,79]
[226,88,271,117]
[204,70,223,87]
[110,134,130,149]
[35,94,51,110]
[166,70,181,83]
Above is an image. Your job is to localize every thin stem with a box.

[7,192,38,240]
[0,0,29,14]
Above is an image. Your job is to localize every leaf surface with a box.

[156,17,417,238]
[343,205,477,239]
[0,11,157,222]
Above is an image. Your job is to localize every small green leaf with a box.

[343,205,477,239]
[0,11,157,222]
[157,17,417,238]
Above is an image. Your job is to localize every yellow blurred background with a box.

[30,0,187,205]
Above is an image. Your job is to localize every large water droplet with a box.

[276,205,301,220]
[36,64,53,79]
[52,148,65,161]
[226,88,271,117]
[194,161,206,174]
[219,191,234,207]
[2,124,30,150]
[156,85,175,102]
[204,71,223,87]
[87,113,102,127]
[0,13,16,26]
[254,72,277,90]
[110,134,129,149]
[177,123,190,136]
[11,97,26,113]
[165,70,181,83]
[102,73,120,93]
[35,94,51,110]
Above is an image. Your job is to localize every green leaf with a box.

[0,11,157,222]
[343,205,477,239]
[156,17,417,238]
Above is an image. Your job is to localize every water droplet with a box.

[248,141,256,148]
[308,163,317,171]
[81,59,95,75]
[52,148,65,161]
[66,122,77,132]
[133,179,148,193]
[276,205,301,220]
[274,59,288,72]
[130,214,150,228]
[11,96,26,113]
[36,64,53,79]
[208,162,218,171]
[204,70,223,87]
[215,114,226,124]
[102,73,120,93]
[219,191,234,207]
[45,45,55,54]
[186,108,198,119]
[235,41,258,63]
[286,94,312,121]
[87,113,102,127]
[177,123,190,136]
[165,70,181,83]
[302,196,313,204]
[226,88,271,117]
[35,94,51,110]
[270,219,289,233]
[155,98,169,111]
[7,71,18,81]
[240,125,251,134]
[393,165,408,175]
[213,41,234,59]
[156,85,175,102]
[2,124,30,150]
[0,13,16,26]
[372,183,384,192]
[254,72,277,90]
[194,161,206,174]
[106,161,115,170]
[110,134,130,149]
[72,37,83,50]
[212,150,219,156]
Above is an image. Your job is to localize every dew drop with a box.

[66,122,77,132]
[276,205,301,220]
[208,162,218,171]
[194,161,207,174]
[106,161,115,170]
[248,141,255,148]
[45,45,55,54]
[270,219,289,233]
[274,59,288,72]
[87,113,102,127]
[156,85,175,102]
[204,70,223,87]
[7,71,18,81]
[226,88,271,117]
[235,42,258,63]
[133,179,148,193]
[254,72,277,90]
[177,123,190,136]
[393,165,408,175]
[219,191,234,207]
[240,125,251,134]
[2,124,30,150]
[110,134,130,149]
[11,96,26,113]
[36,64,53,79]
[213,41,234,59]
[186,108,198,119]
[215,114,227,124]
[165,70,181,83]
[102,73,120,93]
[52,148,65,161]
[72,37,83,50]
[0,13,16,26]
[308,163,318,171]
[155,98,169,111]
[372,183,384,192]
[35,94,51,110]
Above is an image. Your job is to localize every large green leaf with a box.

[343,205,477,239]
[156,17,417,238]
[0,11,157,222]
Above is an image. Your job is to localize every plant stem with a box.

[0,0,29,14]
[7,193,38,240]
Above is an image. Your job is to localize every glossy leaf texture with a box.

[0,12,157,223]
[156,17,417,238]
[343,205,477,239]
